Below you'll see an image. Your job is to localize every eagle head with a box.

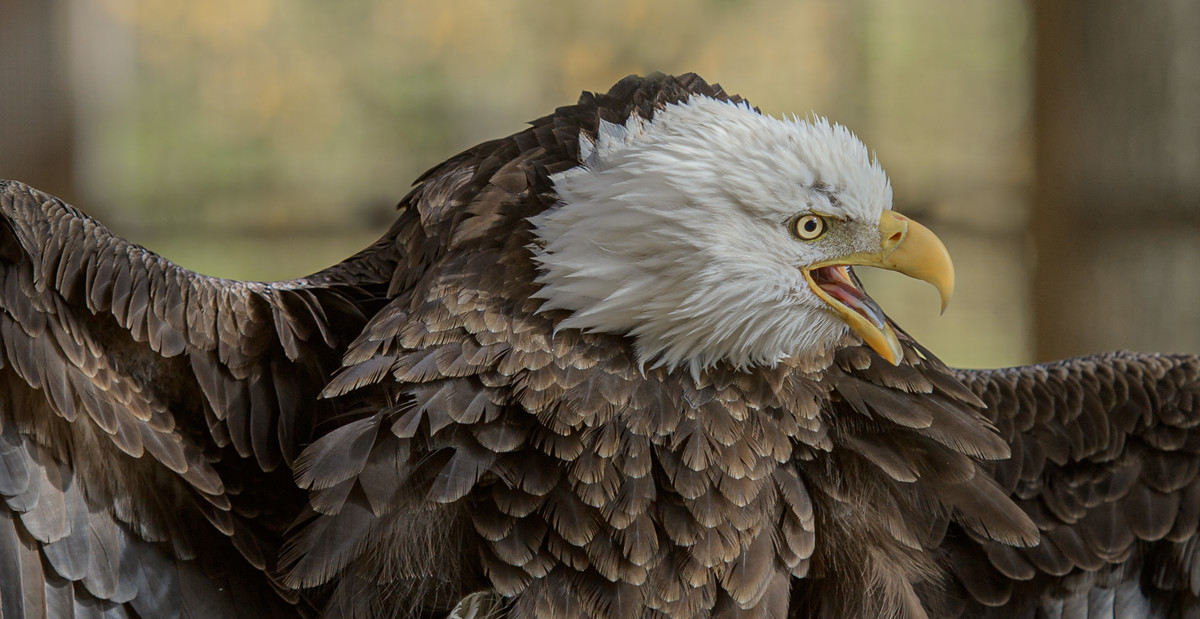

[530,96,953,377]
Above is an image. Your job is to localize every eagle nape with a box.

[2,73,1199,619]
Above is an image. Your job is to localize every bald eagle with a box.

[1,73,1197,618]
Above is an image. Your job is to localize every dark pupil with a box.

[804,220,818,232]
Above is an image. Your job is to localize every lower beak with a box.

[801,211,954,364]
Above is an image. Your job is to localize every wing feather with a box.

[0,178,395,615]
[947,352,1200,614]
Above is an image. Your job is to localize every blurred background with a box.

[1,0,1198,369]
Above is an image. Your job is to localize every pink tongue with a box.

[812,266,887,331]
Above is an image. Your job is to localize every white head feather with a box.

[529,95,894,377]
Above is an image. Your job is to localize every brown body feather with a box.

[2,74,1199,618]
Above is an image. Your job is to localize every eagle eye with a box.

[792,214,827,241]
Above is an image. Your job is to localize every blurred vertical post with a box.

[0,1,75,203]
[1033,2,1200,360]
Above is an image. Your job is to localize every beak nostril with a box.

[888,232,903,245]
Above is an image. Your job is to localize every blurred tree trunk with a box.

[0,1,76,204]
[1033,1,1200,361]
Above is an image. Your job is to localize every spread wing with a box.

[0,179,395,617]
[944,352,1200,617]
[785,328,1200,618]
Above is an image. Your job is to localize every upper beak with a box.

[802,210,955,364]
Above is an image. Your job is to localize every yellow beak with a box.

[801,211,954,364]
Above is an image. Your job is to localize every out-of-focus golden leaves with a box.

[369,0,525,76]
[100,0,275,68]
[187,0,274,47]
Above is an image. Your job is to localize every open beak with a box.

[801,211,954,365]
